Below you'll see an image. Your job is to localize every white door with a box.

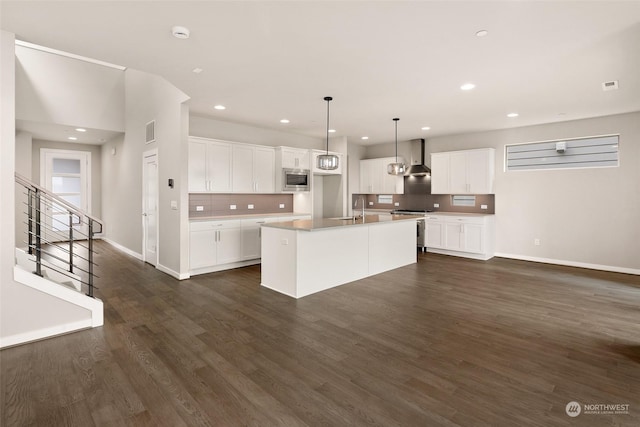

[41,149,91,241]
[143,151,158,266]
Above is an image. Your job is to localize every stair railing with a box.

[15,173,103,298]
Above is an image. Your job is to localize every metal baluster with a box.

[28,188,33,255]
[69,213,74,273]
[87,220,94,298]
[34,189,42,277]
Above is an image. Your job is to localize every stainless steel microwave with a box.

[282,168,310,191]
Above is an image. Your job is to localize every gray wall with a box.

[15,45,124,131]
[101,69,190,276]
[424,111,640,272]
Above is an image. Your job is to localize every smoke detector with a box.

[602,80,619,91]
[172,26,190,39]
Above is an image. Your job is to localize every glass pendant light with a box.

[387,117,406,175]
[317,96,339,170]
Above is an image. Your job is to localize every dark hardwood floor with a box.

[2,241,639,426]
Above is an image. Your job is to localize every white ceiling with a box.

[3,1,640,145]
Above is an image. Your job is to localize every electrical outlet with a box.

[434,203,440,208]
[369,201,374,206]
[196,206,204,211]
[534,238,541,246]
[394,202,400,206]
[281,238,289,245]
[230,204,237,210]
[481,204,488,210]
[248,204,254,209]
[279,203,285,209]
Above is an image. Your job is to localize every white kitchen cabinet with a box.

[188,137,232,193]
[232,145,275,193]
[312,150,343,175]
[425,214,495,260]
[189,220,242,271]
[278,147,310,170]
[430,148,495,194]
[359,157,404,194]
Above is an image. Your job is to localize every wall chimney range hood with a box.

[406,138,431,176]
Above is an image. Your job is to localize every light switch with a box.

[170,200,178,210]
[196,206,204,211]
[248,204,254,209]
[230,204,237,210]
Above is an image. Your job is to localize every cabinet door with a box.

[189,229,216,269]
[241,226,261,260]
[463,224,484,254]
[449,152,468,194]
[425,221,444,248]
[232,145,254,192]
[207,142,232,192]
[216,228,242,264]
[444,223,464,251]
[430,153,450,194]
[359,159,374,193]
[282,148,309,169]
[380,157,404,194]
[467,149,493,194]
[254,147,275,193]
[188,141,208,192]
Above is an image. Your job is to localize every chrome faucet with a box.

[353,195,365,219]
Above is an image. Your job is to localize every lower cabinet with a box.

[190,215,311,274]
[425,214,494,260]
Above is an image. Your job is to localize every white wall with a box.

[1,31,91,348]
[424,112,640,273]
[15,45,124,131]
[101,69,189,277]
[190,114,324,150]
[14,131,32,246]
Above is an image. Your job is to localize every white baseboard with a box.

[426,248,493,261]
[100,237,143,260]
[494,253,640,276]
[0,319,92,349]
[190,259,261,276]
[157,263,190,280]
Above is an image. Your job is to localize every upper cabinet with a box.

[359,157,405,194]
[188,137,232,193]
[278,147,310,170]
[431,148,495,194]
[232,145,275,193]
[311,150,343,175]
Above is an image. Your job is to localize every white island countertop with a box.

[262,214,423,231]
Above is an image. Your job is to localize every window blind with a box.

[506,135,619,171]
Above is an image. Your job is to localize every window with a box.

[506,135,619,171]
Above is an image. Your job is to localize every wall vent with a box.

[145,120,156,144]
[602,80,619,91]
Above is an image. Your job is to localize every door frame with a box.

[142,149,159,266]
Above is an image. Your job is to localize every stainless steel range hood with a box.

[406,138,431,176]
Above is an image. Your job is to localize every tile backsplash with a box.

[189,194,294,217]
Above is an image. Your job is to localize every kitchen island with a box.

[260,214,421,298]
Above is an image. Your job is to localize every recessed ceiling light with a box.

[68,136,77,141]
[280,119,290,124]
[328,129,336,133]
[214,105,226,110]
[75,128,86,132]
[421,126,431,131]
[476,30,488,37]
[507,113,519,118]
[192,67,203,74]
[460,83,475,91]
[171,26,190,39]
[361,136,369,140]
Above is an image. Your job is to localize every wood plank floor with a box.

[2,241,639,426]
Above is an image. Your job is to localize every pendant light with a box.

[317,96,339,170]
[387,117,406,175]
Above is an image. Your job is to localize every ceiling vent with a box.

[145,120,155,144]
[602,80,619,91]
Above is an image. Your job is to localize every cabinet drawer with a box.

[190,220,242,231]
[446,216,485,225]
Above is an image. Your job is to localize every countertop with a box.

[262,214,423,232]
[190,212,310,221]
